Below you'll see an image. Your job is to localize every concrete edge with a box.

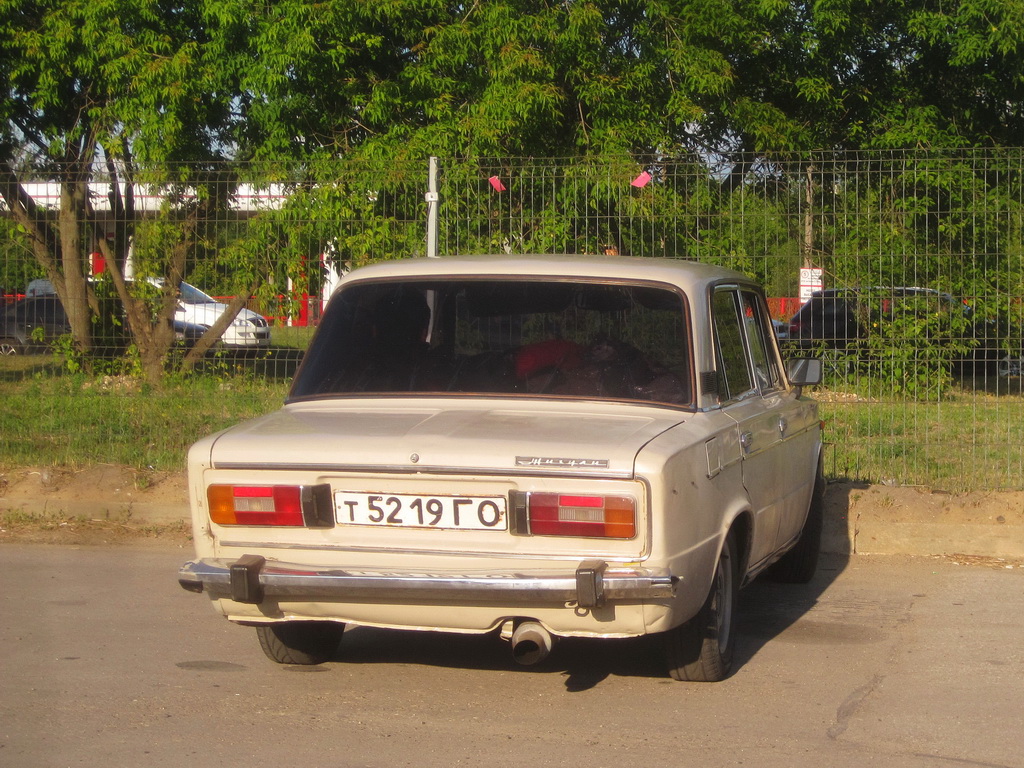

[1,498,189,526]
[821,487,1024,559]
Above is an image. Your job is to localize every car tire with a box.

[256,621,344,665]
[0,337,22,355]
[767,457,825,584]
[664,533,739,682]
[998,354,1023,378]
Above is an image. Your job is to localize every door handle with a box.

[778,417,788,435]
[740,431,753,452]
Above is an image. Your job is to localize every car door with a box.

[741,289,820,548]
[711,287,790,568]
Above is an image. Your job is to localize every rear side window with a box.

[740,291,781,391]
[290,279,693,406]
[711,290,754,401]
[711,287,782,401]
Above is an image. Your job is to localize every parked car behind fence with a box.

[0,295,68,355]
[174,281,270,349]
[3,278,270,353]
[787,287,1022,377]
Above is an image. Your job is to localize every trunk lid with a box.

[208,398,687,478]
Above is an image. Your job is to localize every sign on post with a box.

[799,268,823,303]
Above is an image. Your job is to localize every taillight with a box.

[207,484,333,527]
[527,493,636,539]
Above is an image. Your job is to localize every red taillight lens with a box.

[208,485,305,526]
[527,493,636,539]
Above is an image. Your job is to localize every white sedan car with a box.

[179,255,823,681]
[175,281,270,349]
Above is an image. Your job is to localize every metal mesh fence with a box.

[2,150,1022,488]
[439,151,1024,490]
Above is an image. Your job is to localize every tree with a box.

[208,0,750,162]
[0,0,239,381]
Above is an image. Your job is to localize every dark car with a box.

[0,294,207,355]
[786,287,1013,374]
[0,296,70,355]
[787,287,965,346]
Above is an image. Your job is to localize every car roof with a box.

[811,286,954,299]
[339,254,755,294]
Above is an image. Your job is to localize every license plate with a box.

[334,492,508,531]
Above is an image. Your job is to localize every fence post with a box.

[802,161,814,268]
[426,156,439,258]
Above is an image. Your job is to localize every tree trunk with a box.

[179,280,263,374]
[58,180,94,358]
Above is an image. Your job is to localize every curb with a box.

[1,497,190,525]
[822,483,1024,559]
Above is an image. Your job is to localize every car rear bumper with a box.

[178,556,678,610]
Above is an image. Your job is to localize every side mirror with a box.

[786,358,822,394]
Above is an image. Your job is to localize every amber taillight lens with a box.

[527,493,636,538]
[209,485,310,526]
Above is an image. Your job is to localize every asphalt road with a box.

[2,544,1022,768]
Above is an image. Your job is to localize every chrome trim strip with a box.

[179,558,677,605]
[216,540,641,561]
[210,462,634,479]
[779,421,819,442]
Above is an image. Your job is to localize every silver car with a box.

[179,255,823,681]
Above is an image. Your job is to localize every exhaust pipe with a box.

[510,621,555,666]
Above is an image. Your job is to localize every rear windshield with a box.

[179,282,217,304]
[289,278,693,406]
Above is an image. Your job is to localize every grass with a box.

[1,368,287,471]
[269,324,317,350]
[819,382,1024,491]
[2,351,1022,490]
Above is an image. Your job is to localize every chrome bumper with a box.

[178,556,677,610]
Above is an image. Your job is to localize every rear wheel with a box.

[768,457,825,584]
[256,621,344,665]
[0,338,22,355]
[664,533,739,682]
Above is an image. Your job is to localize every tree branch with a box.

[0,160,62,283]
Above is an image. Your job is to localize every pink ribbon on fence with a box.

[631,171,652,188]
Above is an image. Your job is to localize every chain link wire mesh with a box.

[2,150,1022,488]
